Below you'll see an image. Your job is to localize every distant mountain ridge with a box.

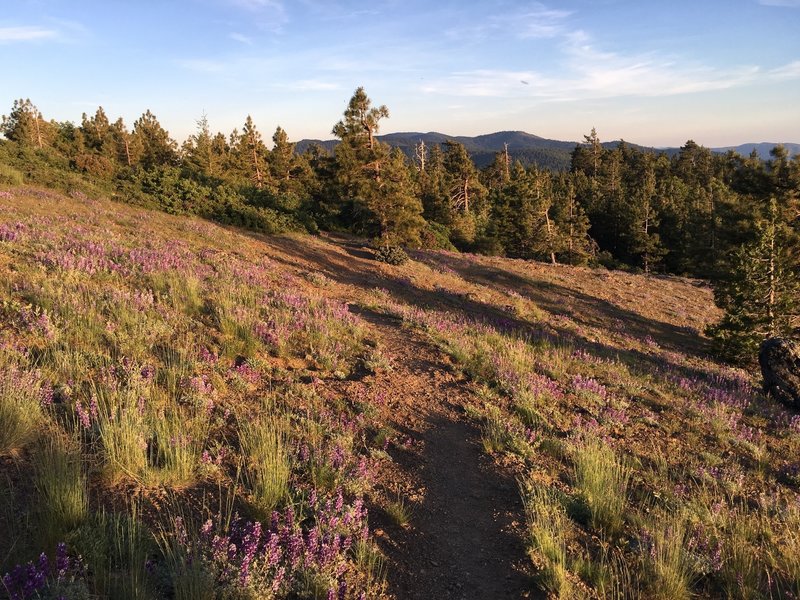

[295,131,799,171]
[712,142,800,160]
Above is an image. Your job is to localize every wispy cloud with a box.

[229,32,253,45]
[444,3,571,42]
[226,0,287,31]
[0,26,58,43]
[422,28,770,101]
[769,60,800,79]
[513,6,572,39]
[758,0,800,7]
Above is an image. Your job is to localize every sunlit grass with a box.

[239,415,293,517]
[520,479,573,598]
[572,436,631,538]
[0,363,44,456]
[33,432,88,545]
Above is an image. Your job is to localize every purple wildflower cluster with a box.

[572,374,609,400]
[601,403,630,428]
[40,239,126,275]
[74,395,99,429]
[495,359,563,405]
[2,543,86,600]
[571,348,608,364]
[686,523,724,574]
[0,221,25,242]
[15,304,55,339]
[572,414,605,438]
[33,231,199,279]
[695,463,746,490]
[174,489,369,598]
[295,409,377,489]
[127,242,192,274]
[2,365,53,408]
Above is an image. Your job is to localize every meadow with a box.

[1,186,799,599]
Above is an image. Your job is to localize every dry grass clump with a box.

[520,480,573,598]
[572,435,631,538]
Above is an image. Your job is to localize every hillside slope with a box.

[1,187,799,599]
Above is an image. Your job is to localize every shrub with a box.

[71,506,154,600]
[95,386,149,484]
[374,244,408,265]
[385,495,412,527]
[0,163,24,185]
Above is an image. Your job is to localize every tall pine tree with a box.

[708,198,800,363]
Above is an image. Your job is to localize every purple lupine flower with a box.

[40,383,54,408]
[89,395,99,420]
[238,520,261,586]
[200,519,214,536]
[55,543,69,580]
[75,402,92,429]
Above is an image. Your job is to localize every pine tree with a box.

[331,88,423,245]
[240,115,268,188]
[490,165,559,261]
[182,113,217,179]
[418,143,449,225]
[80,107,113,154]
[1,98,53,148]
[372,148,426,246]
[132,110,178,170]
[109,118,142,168]
[442,140,486,246]
[552,173,593,265]
[709,198,800,364]
[628,154,666,272]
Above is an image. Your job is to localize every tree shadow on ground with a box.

[251,231,738,391]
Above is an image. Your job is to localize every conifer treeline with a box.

[1,89,798,285]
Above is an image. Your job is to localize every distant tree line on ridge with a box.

[1,89,797,363]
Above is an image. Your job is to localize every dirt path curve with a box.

[353,309,533,599]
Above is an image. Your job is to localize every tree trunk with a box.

[544,208,557,265]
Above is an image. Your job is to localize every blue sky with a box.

[2,0,799,147]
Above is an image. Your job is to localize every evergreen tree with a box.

[132,110,178,170]
[552,173,593,265]
[418,143,449,225]
[373,148,426,246]
[490,165,559,261]
[1,98,53,148]
[182,113,217,180]
[236,115,269,188]
[709,198,800,363]
[628,153,666,272]
[331,87,423,244]
[442,140,486,246]
[80,107,113,156]
[109,117,142,168]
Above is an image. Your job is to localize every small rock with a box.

[759,337,800,410]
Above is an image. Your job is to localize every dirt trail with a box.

[359,310,532,599]
[260,234,534,599]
